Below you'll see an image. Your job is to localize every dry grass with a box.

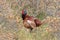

[0,0,60,40]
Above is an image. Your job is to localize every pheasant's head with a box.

[21,9,27,20]
[22,9,27,15]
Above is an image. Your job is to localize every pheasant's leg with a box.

[30,28,33,32]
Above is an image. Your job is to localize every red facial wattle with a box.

[22,10,24,14]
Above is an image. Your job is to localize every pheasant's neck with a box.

[22,14,26,20]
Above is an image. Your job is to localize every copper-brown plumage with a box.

[21,9,42,32]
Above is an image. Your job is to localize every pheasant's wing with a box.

[27,20,36,28]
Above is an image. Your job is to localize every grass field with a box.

[0,0,60,40]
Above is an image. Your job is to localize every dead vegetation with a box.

[0,0,60,40]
